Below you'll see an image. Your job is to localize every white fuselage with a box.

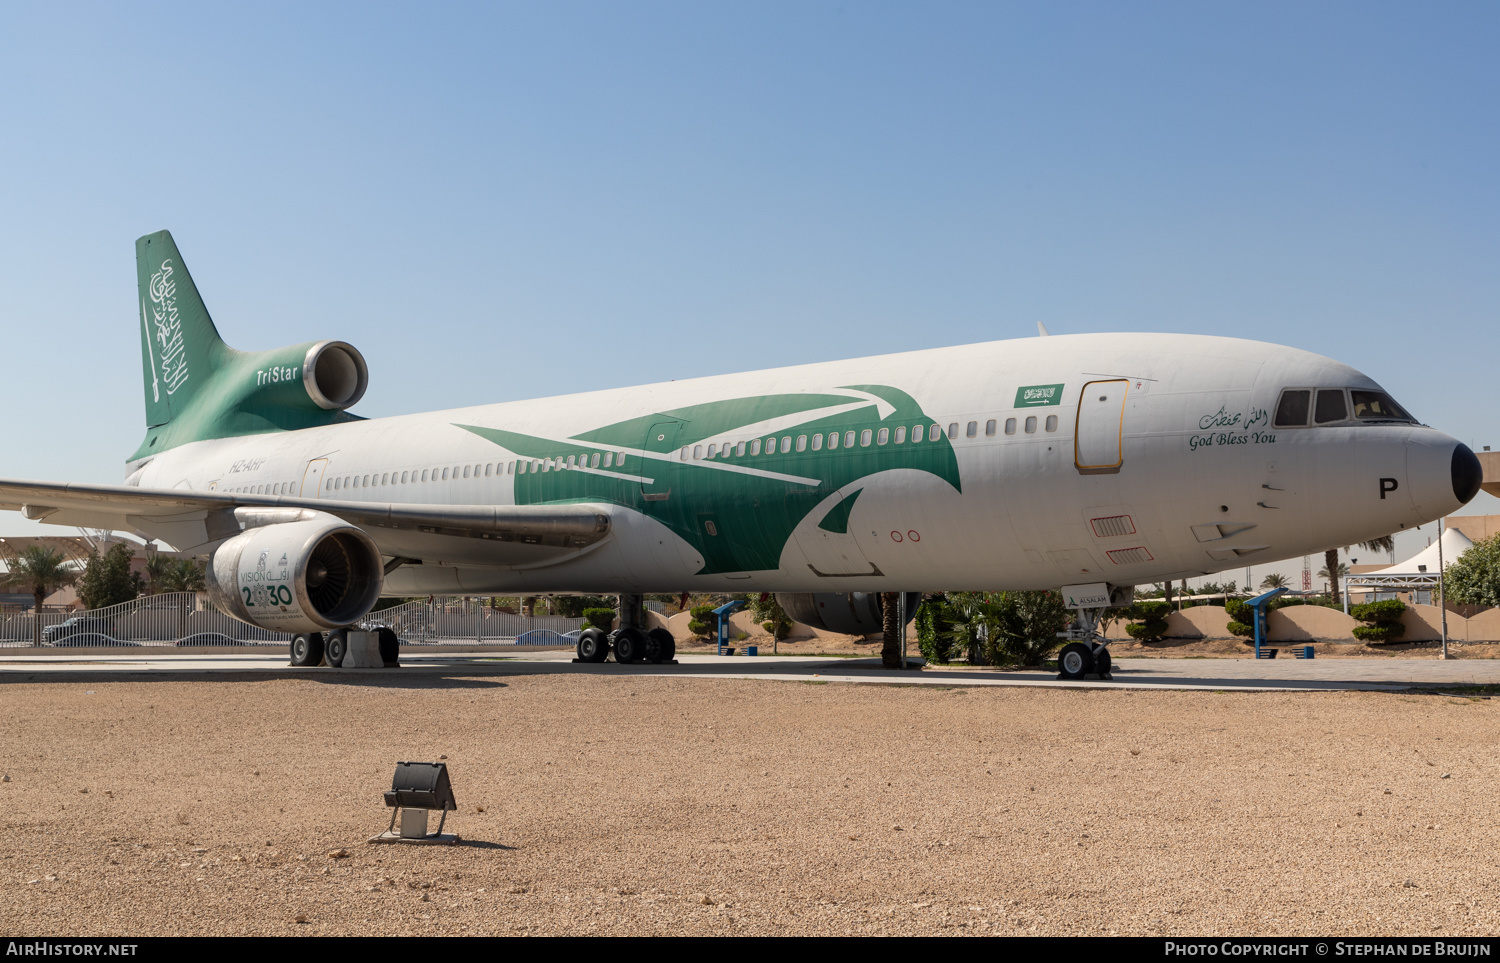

[126,333,1466,595]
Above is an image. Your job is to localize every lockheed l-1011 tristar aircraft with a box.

[0,232,1481,676]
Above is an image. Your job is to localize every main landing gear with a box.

[574,594,679,665]
[289,627,399,667]
[1056,607,1113,682]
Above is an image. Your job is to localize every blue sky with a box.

[1,1,1496,579]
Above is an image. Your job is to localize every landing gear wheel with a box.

[613,627,646,664]
[325,628,348,668]
[290,632,324,667]
[1093,646,1112,679]
[375,627,400,667]
[576,627,610,663]
[645,628,676,664]
[1058,642,1094,680]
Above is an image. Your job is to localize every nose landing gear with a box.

[1055,595,1117,681]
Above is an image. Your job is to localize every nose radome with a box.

[1453,443,1483,504]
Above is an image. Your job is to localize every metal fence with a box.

[359,598,584,646]
[0,593,585,649]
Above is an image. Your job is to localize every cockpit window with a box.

[1274,389,1310,428]
[1314,389,1348,424]
[1350,390,1414,423]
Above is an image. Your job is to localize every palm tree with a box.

[1324,536,1395,605]
[1,546,79,646]
[1260,572,1289,590]
[1319,560,1350,596]
[148,557,206,639]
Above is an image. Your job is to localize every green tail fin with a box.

[136,230,229,428]
[130,230,365,464]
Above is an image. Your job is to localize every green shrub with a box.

[1350,600,1406,623]
[1351,599,1406,644]
[915,595,960,663]
[1352,623,1406,642]
[1124,600,1171,642]
[689,605,716,639]
[552,595,615,618]
[1227,620,1255,638]
[582,607,616,632]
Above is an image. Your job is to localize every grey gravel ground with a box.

[2,671,1497,936]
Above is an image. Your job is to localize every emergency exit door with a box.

[1075,380,1128,474]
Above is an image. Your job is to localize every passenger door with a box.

[300,458,329,497]
[1075,380,1128,475]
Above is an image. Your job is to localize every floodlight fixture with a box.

[369,761,459,845]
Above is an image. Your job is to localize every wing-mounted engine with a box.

[776,592,920,635]
[205,512,383,632]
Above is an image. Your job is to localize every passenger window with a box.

[590,453,599,468]
[421,470,428,481]
[603,452,613,468]
[680,447,689,461]
[706,444,716,459]
[930,424,941,442]
[966,421,978,438]
[1045,414,1058,432]
[462,466,470,478]
[765,437,776,452]
[912,424,923,442]
[751,439,762,455]
[1351,390,1413,422]
[569,456,578,469]
[894,426,906,444]
[693,445,703,460]
[948,423,959,439]
[617,453,626,467]
[796,435,807,451]
[1025,416,1037,433]
[1005,418,1017,435]
[811,434,823,450]
[507,462,514,475]
[779,437,791,453]
[1274,389,1311,428]
[735,441,746,456]
[985,419,996,436]
[860,429,872,447]
[1315,389,1348,424]
[877,428,888,445]
[844,431,856,448]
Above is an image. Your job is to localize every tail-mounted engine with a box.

[206,513,384,633]
[300,341,369,410]
[776,592,921,636]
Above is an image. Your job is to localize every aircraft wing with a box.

[0,478,611,562]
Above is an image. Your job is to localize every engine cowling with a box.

[206,515,384,632]
[776,592,921,636]
[301,340,369,411]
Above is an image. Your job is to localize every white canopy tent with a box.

[1341,527,1473,612]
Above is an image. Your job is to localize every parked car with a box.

[43,616,120,645]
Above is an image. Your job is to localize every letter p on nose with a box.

[1380,477,1399,499]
